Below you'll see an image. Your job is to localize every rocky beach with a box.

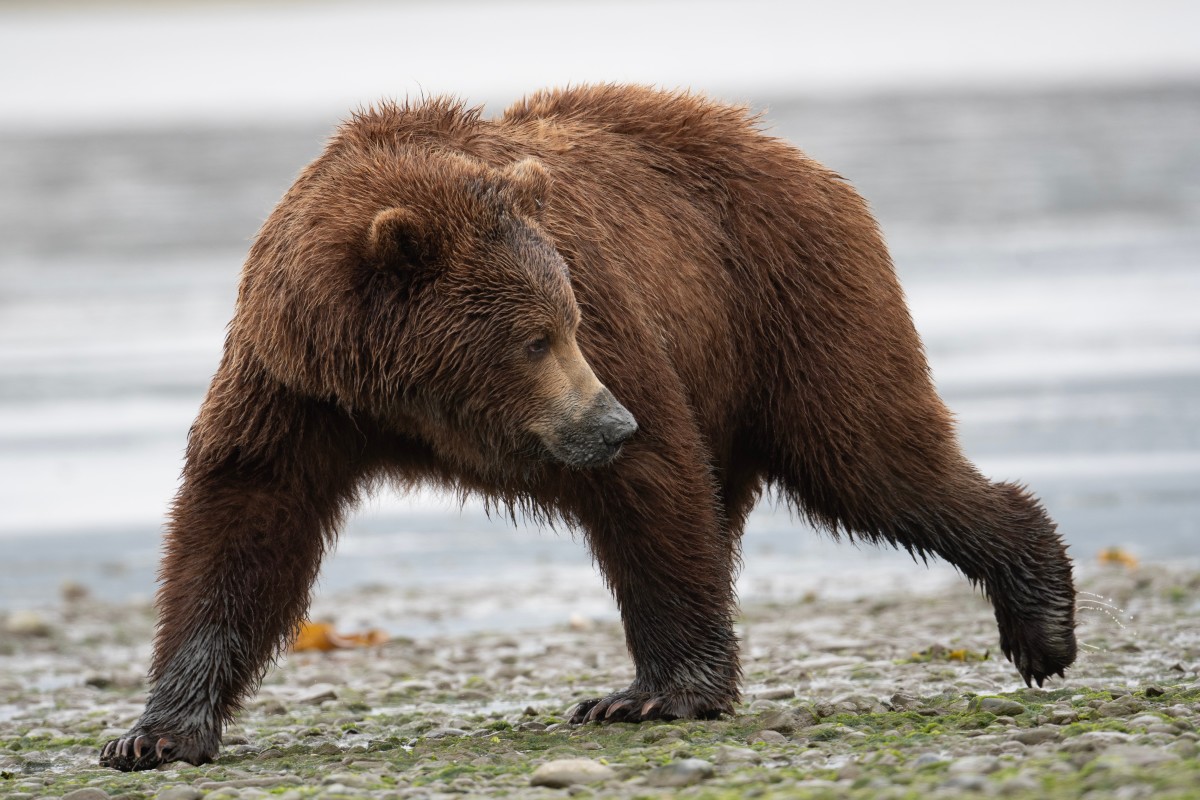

[2,562,1198,799]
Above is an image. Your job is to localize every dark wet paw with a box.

[99,731,215,771]
[569,689,730,724]
[998,610,1077,688]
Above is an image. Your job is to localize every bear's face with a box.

[367,157,637,473]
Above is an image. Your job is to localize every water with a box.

[2,85,1198,630]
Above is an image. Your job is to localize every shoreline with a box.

[2,563,1198,798]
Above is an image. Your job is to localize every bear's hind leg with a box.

[770,409,1076,686]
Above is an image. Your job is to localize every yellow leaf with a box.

[1098,547,1138,569]
[291,620,389,652]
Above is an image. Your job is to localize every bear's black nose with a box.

[599,402,638,447]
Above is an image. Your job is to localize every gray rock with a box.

[1013,727,1060,745]
[298,684,338,705]
[749,729,787,744]
[754,686,796,701]
[61,791,110,800]
[756,708,814,734]
[944,774,989,791]
[424,727,469,739]
[1097,744,1181,768]
[913,752,945,767]
[978,697,1027,716]
[714,745,762,765]
[999,775,1041,795]
[156,789,203,800]
[890,692,922,711]
[529,759,615,788]
[321,773,366,787]
[196,777,302,790]
[1097,695,1145,717]
[1128,714,1164,727]
[948,755,1000,774]
[1047,708,1078,725]
[644,758,715,788]
[4,610,52,636]
[836,693,886,714]
[1167,739,1199,758]
[747,698,780,713]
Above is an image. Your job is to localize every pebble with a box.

[714,745,762,764]
[756,708,815,734]
[4,610,52,636]
[999,775,1041,795]
[5,565,1200,800]
[60,790,110,800]
[978,697,1027,716]
[1128,714,1164,727]
[530,758,615,788]
[643,758,715,787]
[948,755,1000,774]
[943,774,989,791]
[298,684,338,705]
[156,789,203,800]
[423,728,469,739]
[1098,698,1144,717]
[1013,727,1059,745]
[1047,708,1078,725]
[1096,744,1181,768]
[196,778,302,790]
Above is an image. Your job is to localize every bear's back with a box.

[502,85,775,170]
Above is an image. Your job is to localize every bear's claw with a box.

[997,607,1076,688]
[570,688,730,724]
[99,731,215,772]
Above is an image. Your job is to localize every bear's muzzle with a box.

[546,388,638,468]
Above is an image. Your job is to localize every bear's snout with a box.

[546,388,638,468]
[597,397,638,448]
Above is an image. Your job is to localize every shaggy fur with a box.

[100,85,1076,771]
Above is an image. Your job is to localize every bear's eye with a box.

[526,334,551,359]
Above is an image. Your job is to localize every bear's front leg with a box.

[100,365,368,771]
[568,440,741,723]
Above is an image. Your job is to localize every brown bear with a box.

[100,84,1076,771]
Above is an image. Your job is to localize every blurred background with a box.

[1,0,1198,635]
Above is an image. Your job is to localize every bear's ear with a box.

[367,206,442,269]
[501,158,553,218]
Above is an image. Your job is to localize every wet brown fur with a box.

[100,85,1076,771]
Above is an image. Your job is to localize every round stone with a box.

[978,697,1027,716]
[530,758,616,788]
[644,758,715,787]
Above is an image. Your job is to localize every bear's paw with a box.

[99,729,217,772]
[570,688,731,724]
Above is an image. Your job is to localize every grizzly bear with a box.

[100,85,1076,771]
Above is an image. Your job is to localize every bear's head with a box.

[236,145,636,475]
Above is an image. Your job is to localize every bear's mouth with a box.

[541,397,638,469]
[552,438,627,469]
